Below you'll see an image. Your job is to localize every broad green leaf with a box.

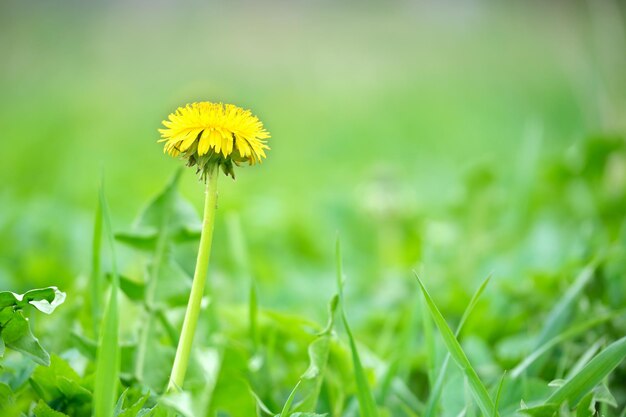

[414,273,498,417]
[29,355,92,416]
[58,376,91,402]
[0,382,14,409]
[105,273,145,302]
[546,336,626,407]
[33,400,70,417]
[134,170,180,383]
[0,287,66,314]
[120,274,146,301]
[1,309,50,365]
[93,184,121,417]
[576,392,594,417]
[336,238,379,417]
[114,389,150,417]
[591,383,617,408]
[30,355,85,401]
[115,169,200,251]
[153,256,192,307]
[195,347,221,417]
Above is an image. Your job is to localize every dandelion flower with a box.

[162,101,270,391]
[159,102,270,179]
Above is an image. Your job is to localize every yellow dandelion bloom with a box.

[159,102,270,178]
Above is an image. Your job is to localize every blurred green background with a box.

[2,1,626,415]
[1,0,625,323]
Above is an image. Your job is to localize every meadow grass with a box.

[1,2,626,416]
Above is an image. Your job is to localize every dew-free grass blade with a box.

[414,273,498,417]
[93,184,121,417]
[545,336,626,407]
[293,294,338,413]
[279,379,302,417]
[510,313,616,379]
[424,274,492,417]
[535,264,595,348]
[526,264,596,376]
[420,288,436,387]
[90,195,103,337]
[336,238,379,417]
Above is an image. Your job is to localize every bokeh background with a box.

[1,0,625,330]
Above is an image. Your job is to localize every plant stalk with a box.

[168,166,219,391]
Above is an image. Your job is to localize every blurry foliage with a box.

[1,1,626,415]
[0,132,625,415]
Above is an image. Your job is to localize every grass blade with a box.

[414,272,498,417]
[535,264,595,348]
[90,197,103,338]
[493,371,506,416]
[424,274,492,417]
[546,336,626,406]
[336,238,379,417]
[420,288,436,387]
[510,313,618,378]
[278,380,302,417]
[93,184,120,417]
[293,294,338,413]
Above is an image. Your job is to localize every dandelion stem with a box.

[168,165,219,391]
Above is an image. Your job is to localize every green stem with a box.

[168,166,219,391]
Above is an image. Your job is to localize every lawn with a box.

[1,1,625,416]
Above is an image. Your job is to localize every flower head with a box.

[159,102,270,179]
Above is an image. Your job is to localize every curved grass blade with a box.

[279,380,302,417]
[534,264,595,349]
[510,313,618,379]
[293,295,338,413]
[93,184,121,417]
[336,238,379,417]
[546,336,626,407]
[524,264,596,376]
[424,274,492,417]
[420,288,436,387]
[493,371,506,416]
[414,272,498,417]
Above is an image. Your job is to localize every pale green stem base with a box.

[168,167,218,391]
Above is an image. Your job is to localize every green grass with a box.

[1,1,626,416]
